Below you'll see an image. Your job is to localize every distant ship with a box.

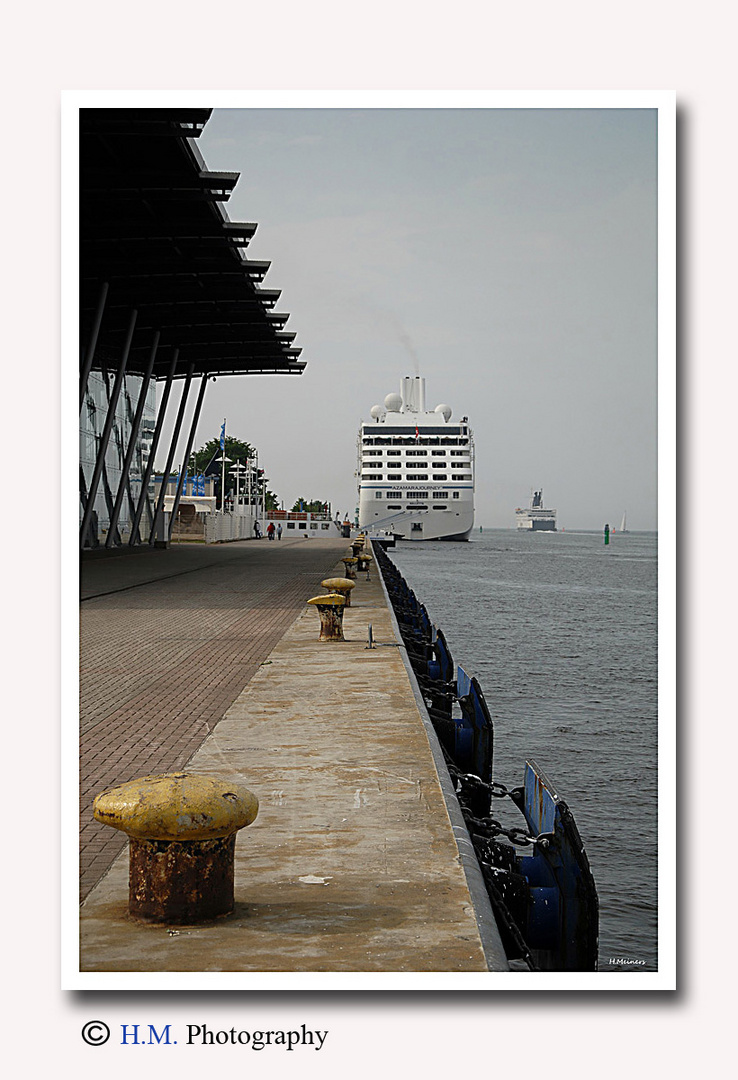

[515,489,557,531]
[357,376,474,541]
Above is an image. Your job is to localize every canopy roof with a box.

[80,108,305,379]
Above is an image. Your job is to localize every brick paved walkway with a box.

[80,537,346,901]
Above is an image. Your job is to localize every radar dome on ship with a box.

[370,405,385,420]
[434,403,452,422]
[384,392,403,412]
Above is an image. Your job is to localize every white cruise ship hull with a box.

[360,501,475,542]
[516,514,557,531]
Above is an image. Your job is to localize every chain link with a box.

[448,766,516,800]
[465,814,555,850]
[474,853,540,971]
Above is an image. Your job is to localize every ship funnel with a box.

[401,376,426,413]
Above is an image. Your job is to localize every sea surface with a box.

[388,528,658,972]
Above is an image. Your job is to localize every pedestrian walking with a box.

[267,522,275,541]
[277,524,283,540]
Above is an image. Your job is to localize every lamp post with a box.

[229,461,246,511]
[214,455,232,511]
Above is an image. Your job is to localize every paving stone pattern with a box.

[80,538,347,901]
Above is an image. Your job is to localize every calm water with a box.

[389,529,658,972]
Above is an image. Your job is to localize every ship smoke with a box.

[396,326,421,376]
[386,312,420,375]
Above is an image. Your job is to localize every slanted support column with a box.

[106,331,160,548]
[129,348,178,546]
[168,372,209,542]
[79,308,137,549]
[79,281,109,413]
[150,362,195,547]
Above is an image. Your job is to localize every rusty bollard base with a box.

[93,773,258,924]
[307,593,346,641]
[342,557,358,580]
[128,834,236,924]
[321,576,356,607]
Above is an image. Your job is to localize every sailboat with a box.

[620,511,628,533]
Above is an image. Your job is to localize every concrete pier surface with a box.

[79,537,504,975]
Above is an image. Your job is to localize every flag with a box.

[220,421,226,450]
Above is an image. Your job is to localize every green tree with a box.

[187,435,280,510]
[190,435,255,475]
[291,497,330,514]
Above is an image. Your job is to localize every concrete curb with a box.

[372,540,510,972]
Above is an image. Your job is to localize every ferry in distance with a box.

[516,489,557,531]
[357,376,474,541]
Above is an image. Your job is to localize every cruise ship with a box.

[357,376,474,541]
[515,489,557,531]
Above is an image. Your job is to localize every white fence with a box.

[204,511,257,544]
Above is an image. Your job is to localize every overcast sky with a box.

[159,106,657,530]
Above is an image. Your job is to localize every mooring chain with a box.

[448,769,555,848]
[464,815,551,848]
[447,767,517,801]
[475,858,541,972]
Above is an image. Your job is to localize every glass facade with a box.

[80,370,157,546]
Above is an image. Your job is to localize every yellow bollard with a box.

[307,593,347,641]
[342,556,358,580]
[321,576,356,607]
[356,552,373,578]
[93,772,258,924]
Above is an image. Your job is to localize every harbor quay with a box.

[79,536,506,973]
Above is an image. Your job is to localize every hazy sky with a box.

[159,107,657,530]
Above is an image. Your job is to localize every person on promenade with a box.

[267,522,275,541]
[277,524,283,540]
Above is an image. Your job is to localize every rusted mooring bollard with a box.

[307,592,346,641]
[93,772,259,924]
[342,556,358,580]
[356,552,373,579]
[321,576,356,607]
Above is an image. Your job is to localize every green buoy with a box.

[604,523,610,545]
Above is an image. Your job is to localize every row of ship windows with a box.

[374,491,460,500]
[363,473,472,481]
[364,462,469,470]
[367,463,469,471]
[362,437,468,446]
[362,449,469,457]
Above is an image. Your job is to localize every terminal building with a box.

[79,108,305,549]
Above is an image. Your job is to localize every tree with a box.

[190,436,255,475]
[187,435,281,510]
[291,497,330,514]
